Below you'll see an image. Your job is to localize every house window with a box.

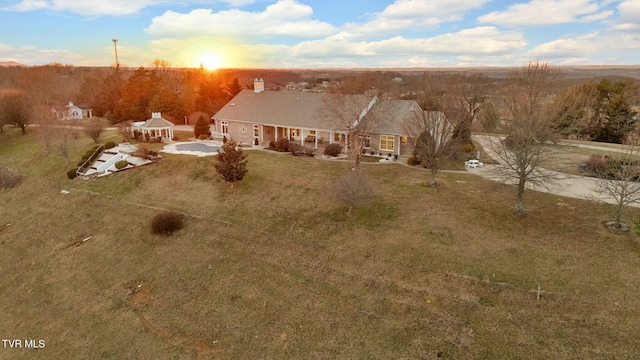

[380,135,394,151]
[221,121,228,134]
[253,124,259,138]
[361,135,371,148]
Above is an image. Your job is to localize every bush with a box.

[289,142,304,156]
[66,168,78,179]
[104,141,116,149]
[0,166,23,190]
[198,134,209,140]
[407,156,420,166]
[274,137,290,152]
[324,143,342,157]
[150,211,185,235]
[462,143,475,152]
[268,140,276,150]
[304,146,316,157]
[584,154,609,175]
[115,160,128,170]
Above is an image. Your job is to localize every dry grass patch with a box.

[2,130,640,359]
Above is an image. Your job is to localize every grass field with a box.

[1,127,640,359]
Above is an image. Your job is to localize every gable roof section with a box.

[372,99,421,135]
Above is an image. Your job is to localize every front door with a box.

[253,124,260,145]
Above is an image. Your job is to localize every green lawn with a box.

[1,127,639,359]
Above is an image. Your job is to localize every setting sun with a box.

[199,53,222,70]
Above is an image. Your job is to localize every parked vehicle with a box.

[464,159,484,168]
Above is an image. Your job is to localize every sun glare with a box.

[199,53,222,70]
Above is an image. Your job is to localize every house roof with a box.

[139,117,174,129]
[373,99,422,135]
[213,90,338,129]
[213,89,421,135]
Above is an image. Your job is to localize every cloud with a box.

[289,27,526,59]
[0,42,94,65]
[1,0,255,16]
[478,0,614,27]
[342,0,491,38]
[527,32,604,58]
[146,0,336,39]
[526,31,640,63]
[609,0,640,32]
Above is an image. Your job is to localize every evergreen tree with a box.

[213,141,248,189]
[194,115,211,139]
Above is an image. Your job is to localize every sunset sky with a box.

[0,0,639,68]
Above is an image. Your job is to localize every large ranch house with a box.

[212,79,423,156]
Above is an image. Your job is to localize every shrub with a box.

[0,166,23,190]
[324,143,342,157]
[150,211,185,235]
[268,140,276,150]
[115,160,128,170]
[274,137,290,152]
[289,142,304,156]
[104,141,116,149]
[584,154,609,175]
[198,134,209,140]
[132,145,153,159]
[304,146,316,157]
[407,156,420,166]
[462,143,475,152]
[66,168,78,179]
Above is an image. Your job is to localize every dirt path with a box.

[470,135,637,207]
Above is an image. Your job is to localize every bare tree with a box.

[0,92,31,134]
[51,121,77,165]
[322,93,390,168]
[83,118,106,144]
[329,167,374,216]
[488,61,565,214]
[447,73,491,144]
[117,120,133,142]
[593,143,640,230]
[404,111,455,186]
[31,101,56,149]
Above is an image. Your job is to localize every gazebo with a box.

[137,112,175,142]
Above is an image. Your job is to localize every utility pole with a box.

[112,39,119,69]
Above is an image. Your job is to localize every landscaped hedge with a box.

[104,141,116,149]
[67,168,78,179]
[324,143,342,157]
[115,160,128,170]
